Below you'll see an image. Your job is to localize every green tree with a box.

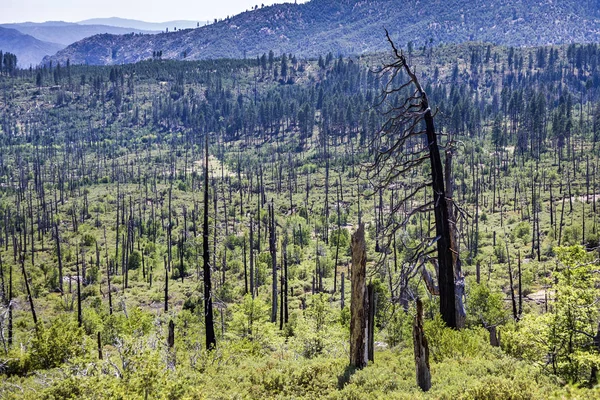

[549,246,600,383]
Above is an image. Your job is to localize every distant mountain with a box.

[0,26,62,67]
[1,21,156,46]
[78,18,207,32]
[45,0,600,66]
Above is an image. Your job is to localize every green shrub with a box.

[2,317,85,376]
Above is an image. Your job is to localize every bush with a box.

[2,316,85,376]
[82,233,96,247]
[511,221,531,242]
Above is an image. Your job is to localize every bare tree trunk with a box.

[164,257,169,312]
[95,331,102,360]
[367,283,377,362]
[203,133,216,350]
[413,298,431,391]
[167,319,175,348]
[20,249,37,326]
[350,223,367,369]
[341,272,345,309]
[7,262,12,347]
[250,218,255,298]
[269,201,277,323]
[488,326,501,347]
[76,247,82,327]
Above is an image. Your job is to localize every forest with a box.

[1,40,600,398]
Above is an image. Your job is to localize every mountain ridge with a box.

[0,27,62,67]
[44,0,600,66]
[1,21,157,46]
[78,18,207,31]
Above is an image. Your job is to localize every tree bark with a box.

[413,298,431,392]
[350,223,368,369]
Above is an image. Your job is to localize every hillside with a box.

[44,0,600,66]
[1,21,157,46]
[0,26,62,67]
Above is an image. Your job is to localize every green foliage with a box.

[466,282,507,327]
[549,246,600,382]
[329,228,349,249]
[511,221,531,242]
[227,294,279,355]
[424,315,490,363]
[503,246,600,384]
[128,250,142,270]
[2,317,85,376]
[81,233,96,247]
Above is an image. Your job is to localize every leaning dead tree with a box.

[367,31,464,329]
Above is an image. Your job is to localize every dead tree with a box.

[203,133,217,350]
[97,331,103,359]
[350,223,368,369]
[413,298,431,391]
[269,201,277,323]
[368,31,462,328]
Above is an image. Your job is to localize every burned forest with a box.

[2,39,600,398]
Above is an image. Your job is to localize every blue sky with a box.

[1,0,308,24]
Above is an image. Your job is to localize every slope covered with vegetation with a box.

[1,40,600,398]
[44,0,600,65]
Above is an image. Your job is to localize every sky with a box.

[1,0,308,24]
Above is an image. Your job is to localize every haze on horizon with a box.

[0,0,308,24]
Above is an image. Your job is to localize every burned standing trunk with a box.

[283,237,289,325]
[103,228,113,315]
[164,258,169,312]
[367,283,377,362]
[250,218,255,298]
[7,262,12,347]
[421,80,457,329]
[506,241,518,321]
[20,250,37,326]
[269,201,277,324]
[243,235,248,295]
[376,32,459,328]
[76,248,82,327]
[54,221,63,292]
[97,331,103,360]
[334,180,341,293]
[203,133,217,350]
[167,319,175,349]
[413,298,431,392]
[167,319,176,368]
[488,326,501,347]
[350,223,368,369]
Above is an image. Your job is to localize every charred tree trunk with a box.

[203,133,217,350]
[341,272,345,309]
[413,298,431,392]
[20,250,37,326]
[164,257,169,312]
[350,223,368,369]
[269,201,277,324]
[250,218,255,299]
[7,262,12,347]
[97,331,103,360]
[76,247,82,327]
[383,33,459,328]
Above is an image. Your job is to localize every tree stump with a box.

[350,223,367,369]
[413,298,431,391]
